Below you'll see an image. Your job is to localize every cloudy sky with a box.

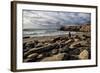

[23,10,91,29]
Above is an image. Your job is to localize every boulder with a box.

[78,50,89,59]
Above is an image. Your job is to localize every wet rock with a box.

[59,45,69,53]
[35,43,44,48]
[74,38,80,42]
[23,36,30,39]
[24,53,38,62]
[63,53,69,60]
[34,40,39,45]
[24,58,31,62]
[52,37,61,42]
[68,48,80,55]
[27,53,38,59]
[37,54,44,59]
[68,55,79,60]
[41,53,65,61]
[69,42,81,49]
[24,43,60,57]
[59,43,67,48]
[25,41,35,49]
[65,39,74,45]
[78,50,89,59]
[51,49,59,55]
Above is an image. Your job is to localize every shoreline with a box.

[23,32,91,62]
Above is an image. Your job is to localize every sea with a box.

[23,29,76,37]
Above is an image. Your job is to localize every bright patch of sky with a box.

[23,10,91,29]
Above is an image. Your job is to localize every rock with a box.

[63,53,69,60]
[68,55,79,60]
[24,58,31,62]
[24,58,37,62]
[37,54,44,59]
[24,43,60,57]
[74,38,80,42]
[80,24,90,32]
[69,42,81,49]
[69,41,88,49]
[68,48,80,55]
[35,43,44,48]
[65,39,74,45]
[27,53,38,59]
[79,41,89,47]
[60,36,68,41]
[24,53,38,62]
[34,40,39,45]
[24,41,35,49]
[23,48,39,58]
[78,50,89,59]
[52,37,61,42]
[23,36,30,39]
[59,45,69,53]
[59,43,67,48]
[41,53,65,61]
[51,49,59,55]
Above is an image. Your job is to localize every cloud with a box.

[23,10,91,29]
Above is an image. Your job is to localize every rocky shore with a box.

[59,24,90,32]
[23,32,91,62]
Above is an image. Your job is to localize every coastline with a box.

[23,32,91,62]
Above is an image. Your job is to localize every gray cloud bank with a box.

[23,10,91,29]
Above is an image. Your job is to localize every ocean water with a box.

[23,29,76,37]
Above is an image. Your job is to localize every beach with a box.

[23,32,91,62]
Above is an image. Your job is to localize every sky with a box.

[23,10,91,29]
